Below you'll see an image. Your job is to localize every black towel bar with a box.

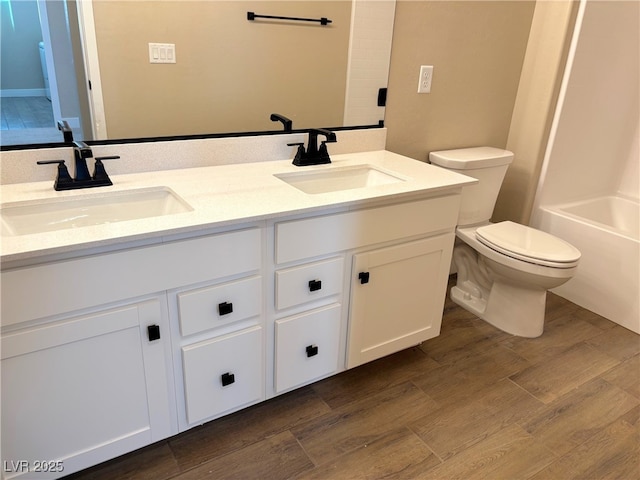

[247,11,332,25]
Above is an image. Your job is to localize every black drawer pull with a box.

[306,344,319,357]
[308,279,322,292]
[218,301,233,316]
[358,272,370,284]
[147,324,161,341]
[221,372,235,386]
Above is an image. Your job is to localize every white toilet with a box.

[429,146,581,337]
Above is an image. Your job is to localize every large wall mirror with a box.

[1,0,395,148]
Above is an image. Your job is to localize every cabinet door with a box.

[1,299,172,479]
[347,234,454,368]
[274,304,341,393]
[182,326,263,425]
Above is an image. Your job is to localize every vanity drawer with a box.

[182,326,263,424]
[275,196,460,264]
[274,304,341,393]
[178,276,261,336]
[275,257,344,310]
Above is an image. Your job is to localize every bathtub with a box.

[535,195,639,333]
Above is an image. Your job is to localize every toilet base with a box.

[451,278,546,338]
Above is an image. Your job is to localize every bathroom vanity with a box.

[0,149,473,479]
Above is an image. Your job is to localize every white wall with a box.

[535,0,639,207]
[617,123,639,200]
[343,0,396,127]
[532,0,640,333]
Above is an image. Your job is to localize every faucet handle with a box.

[287,142,307,166]
[37,160,74,190]
[287,142,306,154]
[318,141,330,158]
[92,155,119,184]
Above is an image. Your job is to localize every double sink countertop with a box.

[0,150,475,265]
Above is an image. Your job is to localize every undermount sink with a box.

[274,164,406,194]
[1,187,193,236]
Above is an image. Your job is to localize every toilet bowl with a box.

[452,222,579,337]
[429,147,581,337]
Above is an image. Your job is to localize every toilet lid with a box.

[476,221,581,267]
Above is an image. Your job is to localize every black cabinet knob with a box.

[358,272,370,284]
[221,372,235,386]
[218,301,233,316]
[308,279,322,292]
[306,344,319,357]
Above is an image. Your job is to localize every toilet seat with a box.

[475,221,581,268]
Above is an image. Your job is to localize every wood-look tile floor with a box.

[66,281,640,479]
[1,96,61,146]
[1,97,54,130]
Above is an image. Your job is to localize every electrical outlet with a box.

[417,65,433,93]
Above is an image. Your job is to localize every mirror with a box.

[0,0,395,147]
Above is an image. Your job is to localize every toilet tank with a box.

[429,147,514,226]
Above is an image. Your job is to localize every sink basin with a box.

[275,164,405,194]
[1,187,193,236]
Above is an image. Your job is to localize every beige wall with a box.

[93,1,351,138]
[384,0,577,224]
[385,0,535,161]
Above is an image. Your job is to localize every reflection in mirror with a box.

[0,0,395,148]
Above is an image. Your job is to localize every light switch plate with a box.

[149,43,176,64]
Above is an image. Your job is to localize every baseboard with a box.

[0,88,47,98]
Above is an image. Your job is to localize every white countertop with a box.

[0,150,475,265]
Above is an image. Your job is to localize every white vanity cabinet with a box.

[0,226,263,478]
[0,184,463,478]
[0,145,475,479]
[274,195,460,373]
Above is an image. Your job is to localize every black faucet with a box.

[288,128,337,166]
[72,141,93,181]
[57,120,74,143]
[270,113,293,132]
[37,143,119,191]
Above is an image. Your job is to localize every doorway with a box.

[0,0,89,147]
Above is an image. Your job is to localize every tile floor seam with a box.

[506,376,547,408]
[291,433,321,474]
[404,423,446,465]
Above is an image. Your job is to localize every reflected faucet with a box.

[288,128,337,166]
[270,113,293,132]
[57,120,74,143]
